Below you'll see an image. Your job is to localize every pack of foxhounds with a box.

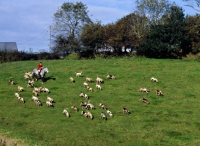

[9,70,163,121]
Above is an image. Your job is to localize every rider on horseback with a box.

[37,62,43,76]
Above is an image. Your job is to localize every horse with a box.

[32,67,49,84]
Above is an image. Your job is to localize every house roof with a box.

[0,42,18,51]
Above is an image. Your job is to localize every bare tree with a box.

[183,0,200,12]
[136,0,172,25]
[52,2,92,53]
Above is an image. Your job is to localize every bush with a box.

[0,51,60,63]
[183,52,200,60]
[65,53,81,60]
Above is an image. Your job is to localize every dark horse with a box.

[32,67,49,84]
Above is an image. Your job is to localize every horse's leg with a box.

[35,74,38,81]
[41,77,44,84]
[32,74,36,81]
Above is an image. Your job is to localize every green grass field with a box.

[0,58,200,146]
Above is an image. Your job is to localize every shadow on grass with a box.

[43,76,56,83]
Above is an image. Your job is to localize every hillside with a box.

[0,58,200,146]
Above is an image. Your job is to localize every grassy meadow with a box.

[0,57,200,146]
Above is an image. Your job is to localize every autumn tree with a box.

[185,14,200,53]
[52,2,92,53]
[113,14,135,53]
[101,23,120,54]
[123,12,148,50]
[80,21,104,50]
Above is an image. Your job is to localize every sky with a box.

[0,0,198,53]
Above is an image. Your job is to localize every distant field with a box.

[0,58,200,146]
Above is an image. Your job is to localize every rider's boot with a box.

[38,70,41,77]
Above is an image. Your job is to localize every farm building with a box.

[0,42,18,52]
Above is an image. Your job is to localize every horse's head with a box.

[45,68,49,73]
[42,67,49,74]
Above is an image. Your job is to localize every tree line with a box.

[50,0,200,59]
